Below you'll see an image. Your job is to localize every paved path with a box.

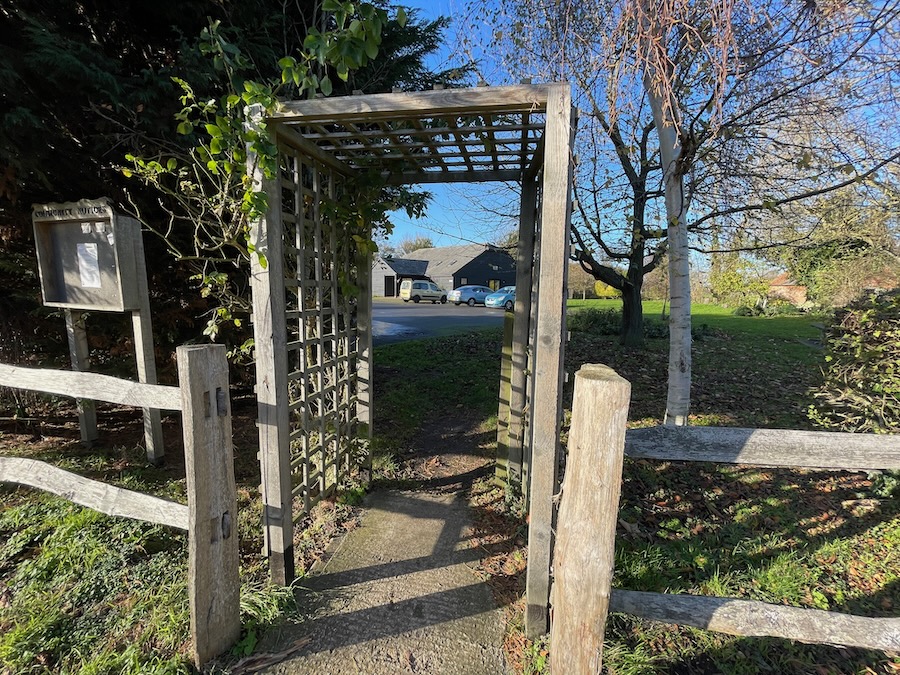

[253,490,507,674]
[372,299,504,345]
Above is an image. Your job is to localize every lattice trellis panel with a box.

[278,143,366,518]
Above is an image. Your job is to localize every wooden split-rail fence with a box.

[552,364,900,673]
[0,345,240,666]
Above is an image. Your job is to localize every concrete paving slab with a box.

[253,490,508,674]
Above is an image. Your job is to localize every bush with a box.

[732,305,758,316]
[808,290,900,433]
[567,307,621,335]
[566,307,709,340]
[765,302,801,316]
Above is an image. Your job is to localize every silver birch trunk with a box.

[645,81,692,426]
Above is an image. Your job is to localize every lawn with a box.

[372,303,900,674]
[1,302,897,674]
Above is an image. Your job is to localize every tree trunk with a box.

[621,278,644,347]
[645,80,692,426]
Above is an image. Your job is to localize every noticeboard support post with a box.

[64,308,98,445]
[129,219,165,463]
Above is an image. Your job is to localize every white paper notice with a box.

[76,243,102,288]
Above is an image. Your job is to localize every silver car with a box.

[447,285,494,306]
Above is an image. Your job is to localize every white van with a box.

[399,279,447,304]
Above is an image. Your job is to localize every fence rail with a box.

[610,589,900,653]
[626,425,900,471]
[551,364,900,673]
[0,346,239,666]
[0,362,182,411]
[0,457,188,529]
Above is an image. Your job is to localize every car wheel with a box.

[454,302,462,306]
[504,300,513,311]
[403,299,409,303]
[467,298,476,307]
[440,296,447,304]
[412,296,420,303]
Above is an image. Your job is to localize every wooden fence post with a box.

[177,345,241,666]
[550,364,630,674]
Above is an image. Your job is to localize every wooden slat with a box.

[384,169,522,185]
[316,134,538,155]
[299,121,544,142]
[274,124,354,176]
[0,362,182,411]
[273,84,554,123]
[507,177,538,483]
[610,589,900,653]
[625,426,900,471]
[525,82,574,639]
[0,456,188,529]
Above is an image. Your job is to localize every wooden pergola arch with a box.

[248,82,574,635]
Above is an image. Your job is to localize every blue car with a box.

[485,286,516,310]
[447,285,493,306]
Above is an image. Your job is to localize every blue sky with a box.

[383,1,521,250]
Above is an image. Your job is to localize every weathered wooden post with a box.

[63,309,98,444]
[550,364,630,673]
[177,344,241,666]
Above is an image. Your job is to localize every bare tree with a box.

[396,234,435,256]
[463,0,900,424]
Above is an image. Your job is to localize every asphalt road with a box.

[372,297,506,346]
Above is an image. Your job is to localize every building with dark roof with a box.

[372,244,516,297]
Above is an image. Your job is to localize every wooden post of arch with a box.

[525,83,575,638]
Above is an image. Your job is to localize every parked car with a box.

[485,286,516,310]
[447,285,494,306]
[399,279,447,304]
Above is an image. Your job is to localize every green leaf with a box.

[205,124,223,138]
[176,121,193,135]
[397,7,407,26]
[166,158,177,171]
[320,76,333,97]
[364,37,378,60]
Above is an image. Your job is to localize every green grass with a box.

[2,302,897,674]
[568,298,824,341]
[0,492,192,674]
[370,304,900,674]
[371,330,502,457]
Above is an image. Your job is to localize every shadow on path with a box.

[253,490,509,674]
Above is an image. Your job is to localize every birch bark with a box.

[643,54,692,426]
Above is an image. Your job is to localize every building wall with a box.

[371,258,396,297]
[454,250,517,290]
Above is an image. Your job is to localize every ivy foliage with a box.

[809,291,900,433]
[121,3,453,345]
